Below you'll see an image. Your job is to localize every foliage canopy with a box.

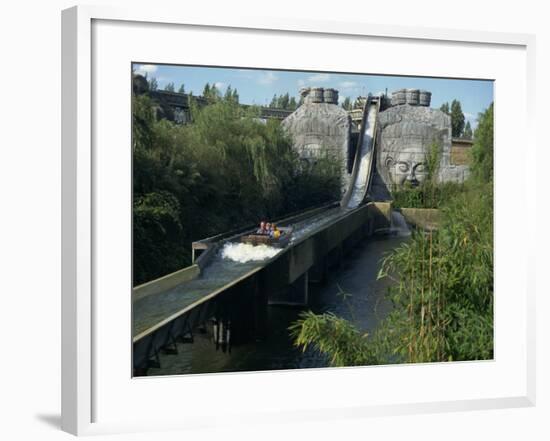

[132,92,340,285]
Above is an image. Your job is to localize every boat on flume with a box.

[240,226,293,248]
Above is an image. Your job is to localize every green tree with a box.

[202,82,210,98]
[450,99,465,138]
[132,95,155,151]
[220,85,240,104]
[178,84,185,94]
[133,191,186,284]
[132,96,340,285]
[164,82,175,92]
[289,96,297,110]
[341,97,352,111]
[201,83,220,103]
[149,77,158,91]
[268,93,296,110]
[224,85,232,100]
[471,103,494,183]
[440,100,466,138]
[463,121,473,139]
[280,93,290,110]
[210,84,220,101]
[232,88,239,104]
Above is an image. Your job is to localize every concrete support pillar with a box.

[292,272,309,306]
[336,244,344,268]
[253,275,268,341]
[367,217,374,237]
[303,271,309,306]
[309,258,328,285]
[271,272,309,307]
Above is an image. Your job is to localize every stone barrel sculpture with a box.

[323,88,339,105]
[391,88,431,107]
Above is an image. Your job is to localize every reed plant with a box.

[290,181,493,364]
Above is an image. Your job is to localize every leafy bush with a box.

[375,183,493,363]
[289,310,376,367]
[471,103,494,183]
[132,95,340,285]
[133,191,187,285]
[391,181,464,209]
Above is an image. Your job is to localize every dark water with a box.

[147,236,406,376]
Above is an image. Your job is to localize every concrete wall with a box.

[132,265,201,302]
[372,202,392,230]
[451,145,473,165]
[400,208,440,231]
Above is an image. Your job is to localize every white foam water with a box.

[390,211,412,237]
[220,242,282,263]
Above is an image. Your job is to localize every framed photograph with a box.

[62,5,536,435]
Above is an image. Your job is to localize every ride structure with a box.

[132,91,388,374]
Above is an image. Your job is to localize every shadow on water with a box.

[146,235,407,376]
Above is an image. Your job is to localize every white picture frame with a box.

[62,5,536,436]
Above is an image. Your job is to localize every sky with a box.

[133,63,493,129]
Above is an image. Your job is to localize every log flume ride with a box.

[240,227,294,248]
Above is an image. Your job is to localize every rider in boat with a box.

[269,223,280,239]
[256,221,266,234]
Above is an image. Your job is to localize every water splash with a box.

[221,242,282,263]
[390,211,411,237]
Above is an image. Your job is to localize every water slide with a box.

[134,96,383,370]
[135,98,382,339]
[340,95,381,209]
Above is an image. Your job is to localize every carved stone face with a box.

[385,147,428,188]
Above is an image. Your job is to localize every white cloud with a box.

[307,73,332,83]
[295,73,332,88]
[338,81,358,89]
[257,72,278,85]
[214,82,226,90]
[134,64,158,76]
